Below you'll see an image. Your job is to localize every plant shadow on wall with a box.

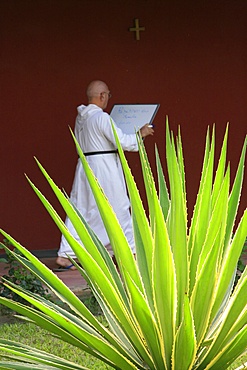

[0,119,246,370]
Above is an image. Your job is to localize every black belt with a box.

[84,150,118,157]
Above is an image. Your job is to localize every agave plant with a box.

[0,119,246,370]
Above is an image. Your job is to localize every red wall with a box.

[1,0,246,251]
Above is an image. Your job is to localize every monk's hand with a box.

[140,124,154,138]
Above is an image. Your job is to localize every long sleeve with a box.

[100,112,139,152]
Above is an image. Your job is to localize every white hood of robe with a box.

[75,104,102,140]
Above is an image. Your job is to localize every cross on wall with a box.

[129,18,145,40]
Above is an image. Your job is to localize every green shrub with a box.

[0,241,51,315]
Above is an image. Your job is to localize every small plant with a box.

[81,294,102,316]
[0,239,51,314]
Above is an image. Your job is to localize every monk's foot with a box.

[56,256,77,270]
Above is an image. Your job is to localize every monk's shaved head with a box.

[86,80,108,100]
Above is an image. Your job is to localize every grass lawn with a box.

[0,320,113,369]
[0,319,246,369]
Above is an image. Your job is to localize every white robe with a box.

[58,104,138,257]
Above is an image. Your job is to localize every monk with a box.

[55,80,154,270]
